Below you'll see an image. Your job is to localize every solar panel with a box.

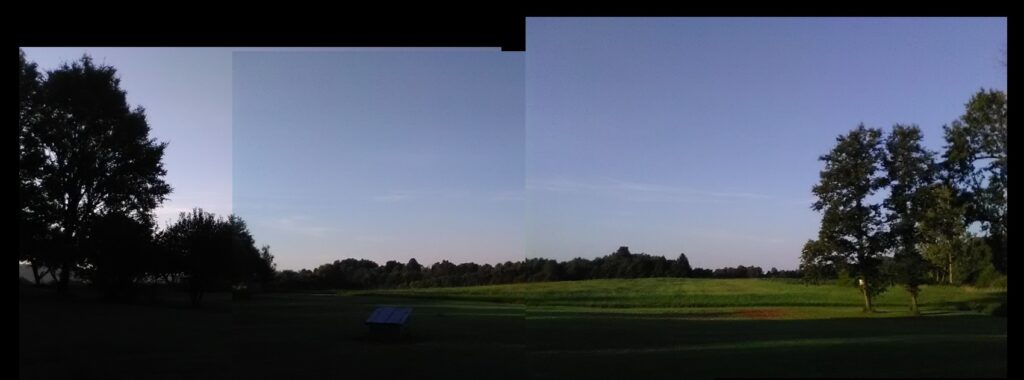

[366,306,412,326]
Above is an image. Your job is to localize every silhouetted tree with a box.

[613,246,632,258]
[19,53,171,293]
[20,49,59,285]
[226,215,268,286]
[404,258,423,285]
[80,212,155,300]
[271,246,807,292]
[673,253,692,277]
[812,125,889,312]
[255,245,277,288]
[159,209,230,305]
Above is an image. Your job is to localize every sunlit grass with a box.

[344,278,1006,313]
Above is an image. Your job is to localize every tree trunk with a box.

[949,255,954,285]
[57,261,72,293]
[30,262,42,285]
[910,292,919,315]
[861,286,873,312]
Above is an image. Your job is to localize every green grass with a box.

[347,277,1006,311]
[341,278,1006,378]
[21,279,1007,379]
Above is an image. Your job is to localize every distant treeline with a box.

[274,246,802,291]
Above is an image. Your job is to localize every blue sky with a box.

[233,51,524,270]
[22,17,1006,271]
[525,17,1006,269]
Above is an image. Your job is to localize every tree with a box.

[159,209,230,305]
[799,238,841,284]
[942,89,1007,274]
[80,212,156,300]
[19,53,172,292]
[613,246,632,258]
[404,258,423,285]
[226,215,270,287]
[673,253,692,277]
[19,49,59,285]
[881,125,936,313]
[812,125,889,312]
[246,245,277,290]
[918,185,971,285]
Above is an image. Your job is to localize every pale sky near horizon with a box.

[21,17,1006,271]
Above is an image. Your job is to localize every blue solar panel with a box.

[366,307,412,325]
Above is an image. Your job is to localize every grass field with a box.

[19,285,232,380]
[348,278,1007,378]
[21,278,1006,379]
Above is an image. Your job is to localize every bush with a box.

[973,262,1007,289]
[232,283,251,300]
[988,302,1007,317]
[836,269,856,287]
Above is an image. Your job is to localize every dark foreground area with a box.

[20,283,1006,379]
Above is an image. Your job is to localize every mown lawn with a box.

[347,277,1006,311]
[21,279,1007,379]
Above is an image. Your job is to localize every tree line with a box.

[804,89,1007,313]
[18,51,275,304]
[272,246,802,291]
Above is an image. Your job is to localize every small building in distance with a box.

[365,306,412,338]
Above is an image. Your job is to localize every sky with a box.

[21,17,1006,271]
[525,17,1006,269]
[232,51,524,270]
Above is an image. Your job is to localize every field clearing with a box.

[21,279,1006,379]
[346,278,1006,312]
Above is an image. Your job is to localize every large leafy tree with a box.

[19,53,172,292]
[19,49,59,284]
[159,209,274,304]
[942,89,1007,273]
[881,125,936,313]
[812,125,889,312]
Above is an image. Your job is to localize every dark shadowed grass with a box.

[525,311,1005,379]
[19,285,231,380]
[231,293,525,380]
[21,279,1006,379]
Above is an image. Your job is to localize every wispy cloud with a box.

[372,191,415,202]
[370,189,524,202]
[261,215,343,238]
[699,230,788,245]
[527,177,776,203]
[487,190,525,202]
